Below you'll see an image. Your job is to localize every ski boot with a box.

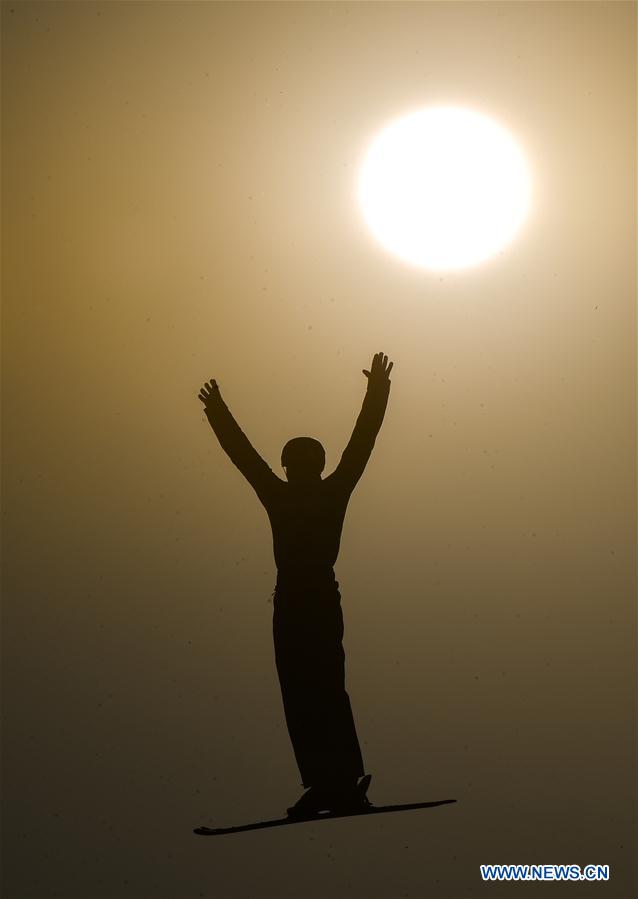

[286,774,373,819]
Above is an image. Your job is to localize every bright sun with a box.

[357,106,532,271]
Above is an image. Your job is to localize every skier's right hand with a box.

[197,378,221,410]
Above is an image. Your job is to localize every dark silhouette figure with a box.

[198,351,392,817]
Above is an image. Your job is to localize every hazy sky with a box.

[2,2,636,898]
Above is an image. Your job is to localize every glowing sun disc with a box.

[357,106,532,270]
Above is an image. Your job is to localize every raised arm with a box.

[332,352,393,491]
[197,378,279,500]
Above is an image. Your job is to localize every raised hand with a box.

[198,378,220,409]
[362,352,393,388]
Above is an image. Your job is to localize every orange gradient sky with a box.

[2,3,636,898]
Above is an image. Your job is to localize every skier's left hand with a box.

[363,352,393,388]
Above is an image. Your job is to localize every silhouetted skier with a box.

[198,351,393,817]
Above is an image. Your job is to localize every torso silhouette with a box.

[203,378,390,790]
[204,381,390,578]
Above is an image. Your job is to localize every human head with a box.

[281,437,325,482]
